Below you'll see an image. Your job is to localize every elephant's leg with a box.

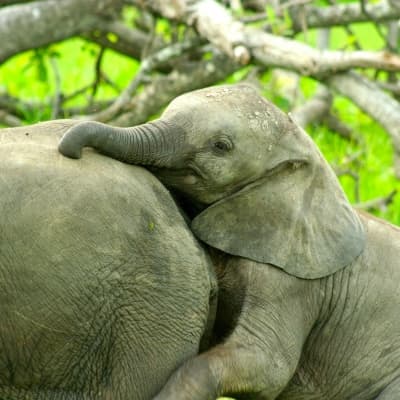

[153,336,292,400]
[376,377,400,399]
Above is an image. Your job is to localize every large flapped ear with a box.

[191,159,365,279]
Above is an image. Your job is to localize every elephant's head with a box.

[59,84,365,279]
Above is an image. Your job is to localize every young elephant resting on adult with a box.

[59,84,400,400]
[0,120,216,400]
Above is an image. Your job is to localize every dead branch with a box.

[84,19,163,63]
[377,81,400,95]
[0,0,122,64]
[291,1,400,32]
[326,72,400,177]
[0,0,36,6]
[0,110,22,127]
[112,53,240,126]
[355,190,397,212]
[336,169,361,203]
[80,37,204,122]
[137,0,250,64]
[139,0,400,78]
[291,86,332,128]
[323,114,355,141]
[0,93,41,117]
[248,31,400,76]
[50,54,62,119]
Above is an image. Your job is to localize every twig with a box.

[360,0,387,46]
[376,80,400,95]
[279,0,313,11]
[139,0,251,64]
[90,47,106,102]
[83,19,163,63]
[0,0,36,5]
[290,0,400,33]
[50,54,62,119]
[83,37,204,122]
[291,86,332,128]
[355,190,397,212]
[0,93,41,117]
[323,113,355,141]
[240,12,267,24]
[111,51,240,126]
[64,100,114,116]
[0,110,22,127]
[0,0,123,64]
[143,0,400,78]
[63,84,94,103]
[336,169,361,203]
[326,72,400,178]
[291,29,332,128]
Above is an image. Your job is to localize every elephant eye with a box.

[212,138,233,154]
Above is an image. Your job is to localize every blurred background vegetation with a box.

[1,1,400,399]
[0,0,399,229]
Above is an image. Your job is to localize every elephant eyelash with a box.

[210,137,234,155]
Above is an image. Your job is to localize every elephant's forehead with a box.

[167,85,282,131]
[165,88,282,145]
[170,85,267,112]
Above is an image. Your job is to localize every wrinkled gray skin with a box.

[0,120,216,400]
[59,85,400,400]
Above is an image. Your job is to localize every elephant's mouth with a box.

[149,165,205,187]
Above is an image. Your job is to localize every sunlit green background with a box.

[1,5,400,400]
[1,20,398,226]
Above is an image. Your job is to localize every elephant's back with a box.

[0,119,196,245]
[0,120,195,256]
[0,121,213,398]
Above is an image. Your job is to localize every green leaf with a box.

[106,32,119,44]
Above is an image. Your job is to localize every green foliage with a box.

[0,38,138,120]
[0,19,398,226]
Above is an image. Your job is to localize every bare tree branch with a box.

[138,0,400,78]
[377,80,400,95]
[81,37,204,122]
[324,114,355,141]
[326,71,400,177]
[0,0,122,64]
[336,169,361,203]
[248,31,400,76]
[355,190,397,212]
[291,86,332,128]
[291,1,400,32]
[0,0,37,6]
[0,93,40,117]
[84,19,160,62]
[0,110,22,127]
[136,0,251,64]
[50,54,62,119]
[112,53,240,126]
[291,28,332,128]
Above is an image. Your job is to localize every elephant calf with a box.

[0,120,216,400]
[59,85,400,400]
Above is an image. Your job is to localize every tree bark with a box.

[0,0,122,64]
[291,1,400,32]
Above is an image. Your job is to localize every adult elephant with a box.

[0,120,216,400]
[60,84,400,400]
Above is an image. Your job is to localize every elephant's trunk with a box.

[58,119,184,168]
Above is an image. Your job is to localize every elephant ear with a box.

[191,159,365,279]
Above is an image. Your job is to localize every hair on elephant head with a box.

[59,84,365,279]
